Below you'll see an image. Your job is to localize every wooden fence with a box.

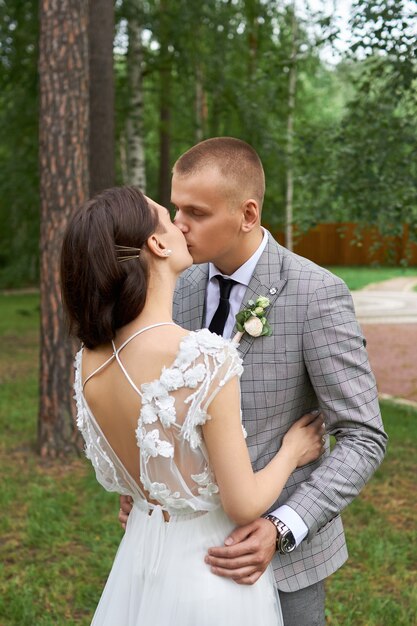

[269,223,417,267]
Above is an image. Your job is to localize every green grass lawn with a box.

[325,266,417,291]
[0,293,416,625]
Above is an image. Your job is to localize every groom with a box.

[121,137,387,625]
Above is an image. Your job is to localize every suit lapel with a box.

[235,235,287,358]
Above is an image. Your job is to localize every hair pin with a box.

[115,244,141,262]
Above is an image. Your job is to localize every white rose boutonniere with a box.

[233,296,272,343]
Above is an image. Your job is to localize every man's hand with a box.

[205,517,276,585]
[119,495,133,530]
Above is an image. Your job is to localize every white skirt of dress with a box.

[90,500,283,626]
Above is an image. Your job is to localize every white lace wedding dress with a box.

[74,324,283,626]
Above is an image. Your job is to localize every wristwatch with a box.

[263,514,296,554]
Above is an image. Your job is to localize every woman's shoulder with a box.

[176,329,242,370]
[180,328,237,351]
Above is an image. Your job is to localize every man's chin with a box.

[187,247,198,263]
[189,253,204,265]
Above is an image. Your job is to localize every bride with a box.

[61,186,325,625]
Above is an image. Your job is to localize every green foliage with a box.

[330,0,417,240]
[116,0,334,221]
[0,1,39,288]
[1,0,417,285]
[292,64,352,230]
[293,1,417,238]
[332,59,417,240]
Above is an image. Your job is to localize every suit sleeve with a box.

[284,275,387,538]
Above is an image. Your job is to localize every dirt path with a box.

[354,277,417,404]
[361,277,417,292]
[362,323,417,404]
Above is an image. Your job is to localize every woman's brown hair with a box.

[60,186,160,349]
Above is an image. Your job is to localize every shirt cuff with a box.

[270,504,308,547]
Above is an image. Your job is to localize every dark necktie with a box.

[208,276,236,336]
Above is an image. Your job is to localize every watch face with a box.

[282,534,296,552]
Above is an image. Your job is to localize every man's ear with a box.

[146,233,170,259]
[241,199,259,232]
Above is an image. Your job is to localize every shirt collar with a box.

[208,228,269,286]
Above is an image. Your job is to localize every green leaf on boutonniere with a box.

[235,296,272,338]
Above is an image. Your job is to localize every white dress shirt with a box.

[204,228,308,546]
[204,229,269,339]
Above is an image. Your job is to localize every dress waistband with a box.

[132,497,211,520]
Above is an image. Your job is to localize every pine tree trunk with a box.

[126,5,146,190]
[89,0,115,195]
[38,0,89,457]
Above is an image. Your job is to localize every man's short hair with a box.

[173,137,265,207]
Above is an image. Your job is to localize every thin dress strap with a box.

[112,342,143,397]
[82,353,115,391]
[82,322,177,396]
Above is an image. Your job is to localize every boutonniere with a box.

[233,295,272,343]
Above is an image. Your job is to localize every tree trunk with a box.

[285,4,297,252]
[38,0,89,457]
[126,4,146,190]
[88,0,115,196]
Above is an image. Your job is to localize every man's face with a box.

[171,167,244,270]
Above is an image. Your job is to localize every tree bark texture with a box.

[126,4,146,190]
[38,0,89,457]
[89,0,115,195]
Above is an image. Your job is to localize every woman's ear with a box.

[241,199,259,232]
[146,234,172,259]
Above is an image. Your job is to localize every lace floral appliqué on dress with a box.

[135,329,243,515]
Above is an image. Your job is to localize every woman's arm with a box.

[202,375,324,526]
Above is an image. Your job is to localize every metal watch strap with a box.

[263,514,296,554]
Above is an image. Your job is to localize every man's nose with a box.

[173,213,188,232]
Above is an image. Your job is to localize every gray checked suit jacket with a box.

[173,233,387,592]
